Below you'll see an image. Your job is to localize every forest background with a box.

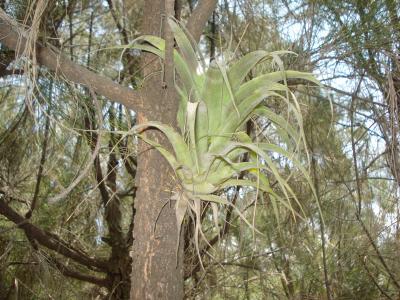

[0,0,399,299]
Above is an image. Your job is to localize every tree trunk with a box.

[130,1,184,299]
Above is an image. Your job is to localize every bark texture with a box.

[129,1,183,299]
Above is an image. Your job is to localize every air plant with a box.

[132,18,320,261]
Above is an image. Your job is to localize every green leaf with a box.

[187,102,200,172]
[253,106,301,145]
[201,65,226,134]
[215,59,240,117]
[132,35,200,102]
[168,18,199,73]
[228,50,268,90]
[138,134,182,174]
[134,122,193,169]
[236,70,319,102]
[195,101,209,169]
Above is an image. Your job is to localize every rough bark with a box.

[129,1,184,298]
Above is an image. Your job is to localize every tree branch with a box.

[105,0,129,45]
[186,0,218,44]
[360,255,394,300]
[0,8,141,111]
[0,197,108,271]
[47,255,109,288]
[25,102,51,219]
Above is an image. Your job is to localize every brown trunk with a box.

[130,1,183,299]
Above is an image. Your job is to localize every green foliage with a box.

[2,1,400,298]
[132,18,319,255]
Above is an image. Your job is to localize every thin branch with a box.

[46,254,109,287]
[105,0,129,45]
[0,8,141,111]
[358,217,400,290]
[361,256,394,300]
[309,121,332,300]
[26,89,52,219]
[324,84,387,107]
[347,87,400,290]
[350,77,364,215]
[48,88,102,202]
[0,197,108,271]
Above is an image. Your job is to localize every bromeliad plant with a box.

[132,18,319,254]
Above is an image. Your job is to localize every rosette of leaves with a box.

[132,18,319,256]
